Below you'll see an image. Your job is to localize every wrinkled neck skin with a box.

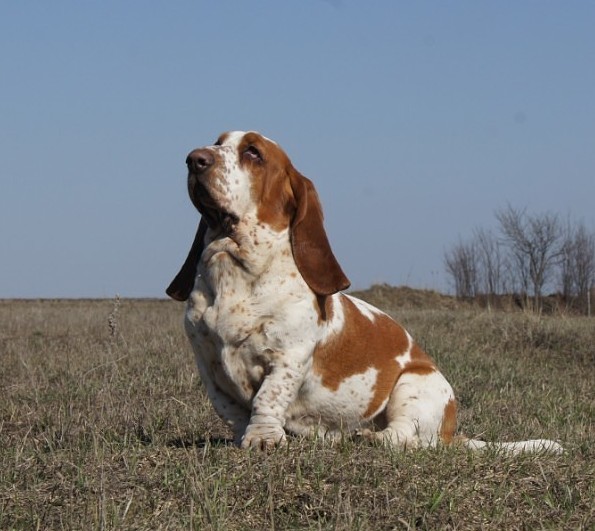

[186,211,316,332]
[202,214,291,289]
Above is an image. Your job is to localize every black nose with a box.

[186,149,214,173]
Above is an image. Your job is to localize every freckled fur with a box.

[169,131,563,455]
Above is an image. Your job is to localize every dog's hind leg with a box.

[361,369,456,449]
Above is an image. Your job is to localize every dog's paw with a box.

[241,424,287,450]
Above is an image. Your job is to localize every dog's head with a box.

[186,131,290,234]
[166,131,350,301]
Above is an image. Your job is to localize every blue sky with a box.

[2,1,594,298]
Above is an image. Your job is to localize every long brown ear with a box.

[166,218,208,301]
[290,171,350,296]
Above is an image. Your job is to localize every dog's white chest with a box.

[185,246,318,404]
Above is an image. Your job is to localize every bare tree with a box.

[444,239,478,298]
[474,227,506,304]
[560,228,575,303]
[496,206,564,312]
[573,224,595,309]
[443,206,593,314]
[560,221,595,313]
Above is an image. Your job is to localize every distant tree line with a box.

[444,205,595,315]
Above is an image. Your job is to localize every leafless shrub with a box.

[560,221,595,313]
[495,206,564,313]
[444,206,595,315]
[444,239,478,298]
[473,227,509,306]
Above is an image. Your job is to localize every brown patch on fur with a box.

[313,296,436,419]
[235,132,349,296]
[400,350,437,375]
[439,398,457,444]
[237,132,294,232]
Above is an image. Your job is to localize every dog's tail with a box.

[455,436,564,455]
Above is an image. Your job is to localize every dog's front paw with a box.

[241,424,287,450]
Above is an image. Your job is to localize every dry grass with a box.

[1,292,593,530]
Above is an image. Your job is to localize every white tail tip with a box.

[464,438,564,455]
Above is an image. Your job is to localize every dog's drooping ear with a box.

[289,171,350,296]
[166,218,208,301]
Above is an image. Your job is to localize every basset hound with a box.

[167,131,562,454]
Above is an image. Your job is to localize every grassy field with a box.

[1,288,593,529]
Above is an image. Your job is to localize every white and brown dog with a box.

[167,131,562,454]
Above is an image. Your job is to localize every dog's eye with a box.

[213,139,222,146]
[243,145,263,163]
